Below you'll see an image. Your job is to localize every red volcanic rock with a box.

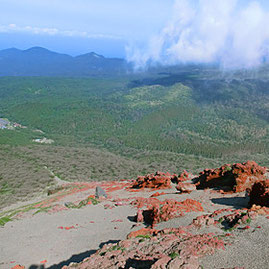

[63,227,225,269]
[132,197,160,209]
[209,208,233,218]
[130,171,173,190]
[192,215,215,227]
[197,161,266,192]
[221,211,256,230]
[151,192,166,197]
[151,255,171,268]
[249,204,269,215]
[167,257,184,268]
[136,209,144,222]
[58,226,76,230]
[176,182,196,193]
[192,208,261,230]
[134,198,203,226]
[178,170,195,182]
[127,228,157,239]
[249,180,269,207]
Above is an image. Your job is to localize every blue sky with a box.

[0,0,173,57]
[1,0,269,66]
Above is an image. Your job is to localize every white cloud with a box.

[0,24,123,40]
[127,0,269,69]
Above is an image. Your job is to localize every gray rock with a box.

[64,202,73,208]
[95,186,107,198]
[28,265,45,269]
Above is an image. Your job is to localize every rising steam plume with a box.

[126,0,269,70]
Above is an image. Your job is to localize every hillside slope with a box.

[0,66,269,208]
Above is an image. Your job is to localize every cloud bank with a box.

[127,0,269,69]
[0,24,122,40]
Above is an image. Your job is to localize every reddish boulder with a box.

[135,198,203,226]
[131,171,173,190]
[197,161,266,192]
[176,183,196,193]
[249,180,269,207]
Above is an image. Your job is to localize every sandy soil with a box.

[0,180,268,269]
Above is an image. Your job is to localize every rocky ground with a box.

[1,161,269,269]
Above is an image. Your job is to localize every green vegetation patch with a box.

[136,234,152,239]
[0,216,12,226]
[0,182,13,195]
[65,196,99,209]
[33,206,52,215]
[169,252,180,259]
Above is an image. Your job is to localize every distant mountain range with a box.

[0,47,131,76]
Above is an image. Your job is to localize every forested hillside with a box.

[1,66,268,159]
[0,65,269,207]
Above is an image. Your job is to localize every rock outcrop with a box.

[7,160,269,269]
[63,227,225,269]
[131,171,177,190]
[197,161,266,192]
[133,197,203,226]
[249,180,269,207]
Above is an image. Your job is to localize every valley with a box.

[0,66,269,209]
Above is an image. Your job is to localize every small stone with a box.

[64,202,73,208]
[95,186,107,198]
[176,183,196,193]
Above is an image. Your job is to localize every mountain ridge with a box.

[0,46,130,76]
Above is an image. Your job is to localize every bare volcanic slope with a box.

[1,161,269,269]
